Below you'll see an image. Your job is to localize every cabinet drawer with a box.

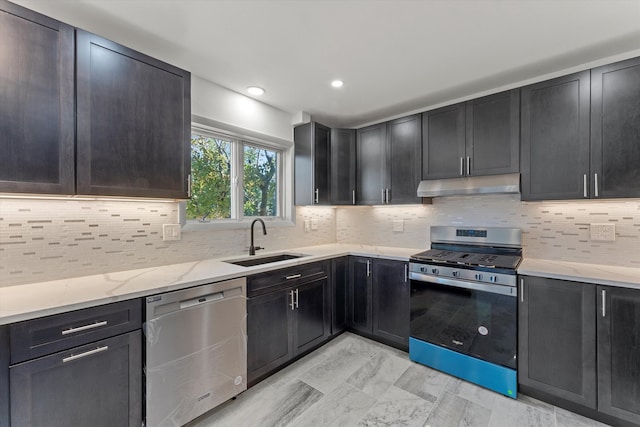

[9,299,142,364]
[247,261,328,297]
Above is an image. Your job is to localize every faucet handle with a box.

[254,246,264,252]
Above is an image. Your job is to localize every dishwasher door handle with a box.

[179,292,224,309]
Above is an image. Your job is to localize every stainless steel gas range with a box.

[409,226,522,399]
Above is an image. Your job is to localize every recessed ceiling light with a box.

[331,80,344,88]
[247,86,265,96]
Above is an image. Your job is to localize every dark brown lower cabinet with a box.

[597,286,640,425]
[520,276,640,427]
[348,257,409,350]
[247,264,330,385]
[330,256,349,335]
[10,331,142,427]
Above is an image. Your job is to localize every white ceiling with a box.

[13,0,640,128]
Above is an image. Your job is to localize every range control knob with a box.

[452,271,460,278]
[475,273,483,281]
[431,268,439,275]
[489,275,498,283]
[420,266,427,273]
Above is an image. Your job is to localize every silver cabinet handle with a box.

[294,288,299,309]
[520,278,524,303]
[594,173,599,198]
[62,346,108,363]
[466,156,471,175]
[381,189,385,204]
[404,264,408,283]
[187,174,192,197]
[460,157,464,176]
[602,289,606,317]
[285,274,302,280]
[385,188,390,204]
[352,190,356,205]
[583,174,588,198]
[366,259,371,277]
[62,320,108,336]
[289,290,295,310]
[314,188,319,204]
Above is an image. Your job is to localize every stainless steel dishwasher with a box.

[144,277,247,427]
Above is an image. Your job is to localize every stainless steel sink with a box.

[224,253,308,267]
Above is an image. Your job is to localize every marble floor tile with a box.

[290,382,377,427]
[346,351,412,397]
[327,332,399,359]
[394,363,451,403]
[555,407,611,427]
[488,393,555,427]
[356,385,434,427]
[424,392,492,427]
[259,345,329,390]
[298,347,368,394]
[445,377,499,410]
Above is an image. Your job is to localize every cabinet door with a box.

[387,115,422,204]
[331,128,357,205]
[0,326,8,427]
[518,276,596,408]
[331,257,349,335]
[294,122,331,205]
[422,103,465,179]
[357,123,386,204]
[10,330,142,427]
[247,290,293,384]
[348,257,373,334]
[591,57,640,198]
[313,123,331,204]
[466,90,520,176]
[372,259,409,349]
[597,286,640,424]
[0,2,74,194]
[76,30,190,198]
[293,276,329,355]
[521,71,591,201]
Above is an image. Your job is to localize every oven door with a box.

[410,271,517,369]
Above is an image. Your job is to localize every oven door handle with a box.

[410,272,517,297]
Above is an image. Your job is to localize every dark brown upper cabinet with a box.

[0,1,75,194]
[294,122,331,205]
[422,90,519,180]
[521,71,591,201]
[591,57,640,199]
[76,30,191,198]
[356,115,421,205]
[330,128,356,205]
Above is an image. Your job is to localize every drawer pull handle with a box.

[62,346,109,363]
[62,320,108,335]
[285,274,302,280]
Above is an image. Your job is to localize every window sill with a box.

[181,217,295,232]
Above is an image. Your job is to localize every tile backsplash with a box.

[337,195,640,267]
[2,195,639,286]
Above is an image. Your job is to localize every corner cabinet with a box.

[330,128,357,205]
[422,90,519,180]
[591,57,640,198]
[0,1,75,194]
[356,123,387,205]
[294,122,331,205]
[76,30,191,198]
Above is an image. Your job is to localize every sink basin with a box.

[224,253,308,267]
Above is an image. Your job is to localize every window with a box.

[183,125,293,228]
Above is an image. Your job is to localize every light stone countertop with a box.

[3,245,640,325]
[0,243,420,325]
[518,258,640,289]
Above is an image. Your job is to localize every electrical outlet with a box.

[162,224,181,241]
[304,220,311,232]
[311,218,319,230]
[590,223,615,241]
[393,220,404,232]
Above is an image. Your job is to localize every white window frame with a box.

[180,121,295,230]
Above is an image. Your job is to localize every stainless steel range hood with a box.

[417,173,520,198]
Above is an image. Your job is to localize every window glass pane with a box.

[187,134,232,221]
[243,145,278,217]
